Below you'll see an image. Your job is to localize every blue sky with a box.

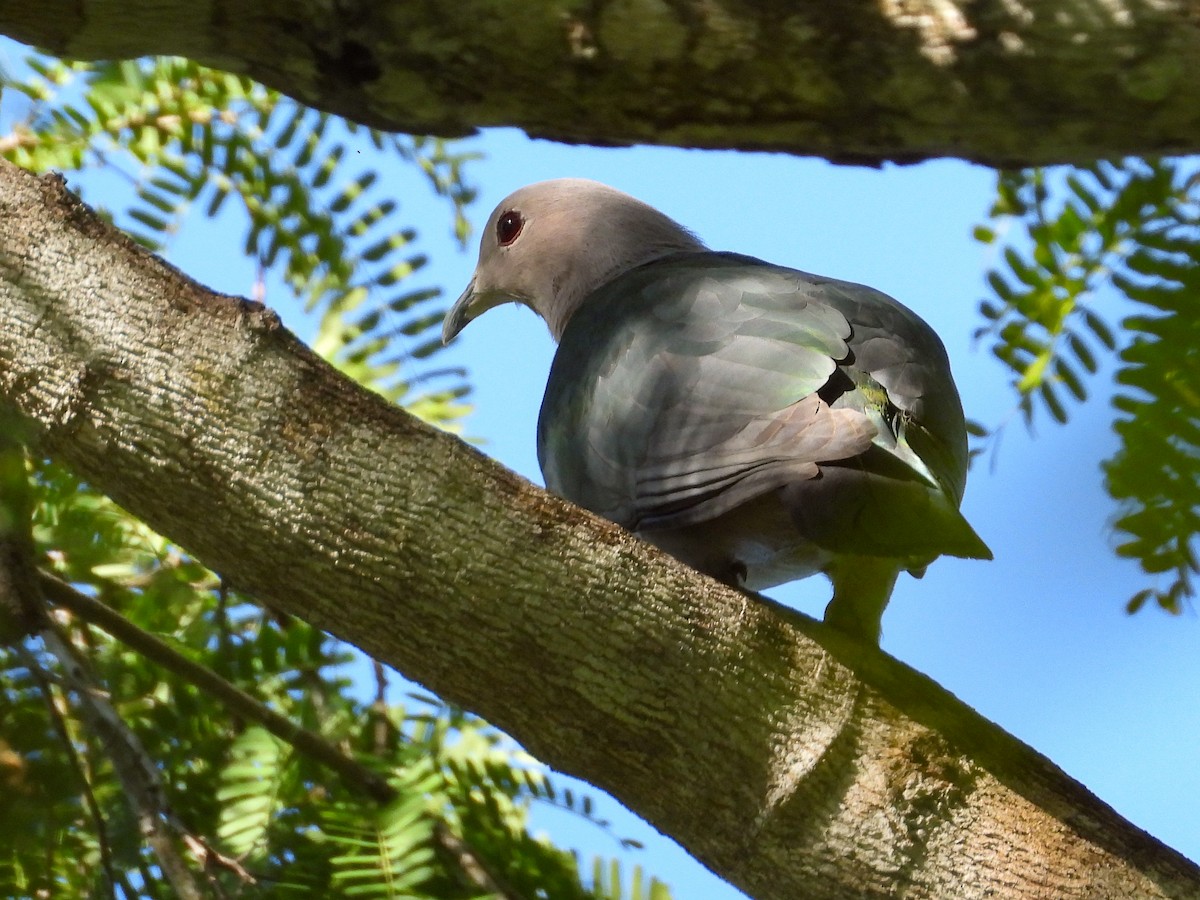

[4,43,1194,894]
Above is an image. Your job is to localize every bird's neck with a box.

[546,241,704,343]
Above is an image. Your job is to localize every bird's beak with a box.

[442,278,480,345]
[442,278,512,344]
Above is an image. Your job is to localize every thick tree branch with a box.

[1,161,1198,898]
[2,0,1199,165]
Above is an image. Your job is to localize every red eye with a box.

[496,210,524,246]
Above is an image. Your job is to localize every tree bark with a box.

[2,162,1198,898]
[2,0,1199,166]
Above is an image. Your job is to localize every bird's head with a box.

[442,178,704,344]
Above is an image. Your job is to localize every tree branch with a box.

[1,161,1198,897]
[1,0,1199,165]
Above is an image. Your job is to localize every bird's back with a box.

[537,251,989,589]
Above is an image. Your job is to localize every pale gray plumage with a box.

[443,178,991,642]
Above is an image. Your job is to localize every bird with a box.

[442,178,991,643]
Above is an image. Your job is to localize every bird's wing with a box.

[809,273,971,506]
[538,253,903,531]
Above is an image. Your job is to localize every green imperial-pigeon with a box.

[443,179,990,642]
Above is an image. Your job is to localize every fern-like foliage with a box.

[217,726,292,860]
[589,858,674,900]
[1,54,475,425]
[323,758,441,899]
[977,159,1200,613]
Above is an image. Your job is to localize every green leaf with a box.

[985,270,1017,304]
[215,727,288,858]
[1067,331,1098,374]
[1004,246,1042,288]
[1083,308,1116,350]
[128,208,169,233]
[1054,357,1088,402]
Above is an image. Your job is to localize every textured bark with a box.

[2,162,1199,898]
[2,0,1199,165]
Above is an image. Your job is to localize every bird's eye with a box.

[496,210,524,246]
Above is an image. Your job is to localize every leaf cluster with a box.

[976,159,1200,613]
[1,55,474,424]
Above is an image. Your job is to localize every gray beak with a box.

[441,278,478,345]
[442,278,515,344]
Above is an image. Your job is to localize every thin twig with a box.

[215,578,232,678]
[372,658,390,756]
